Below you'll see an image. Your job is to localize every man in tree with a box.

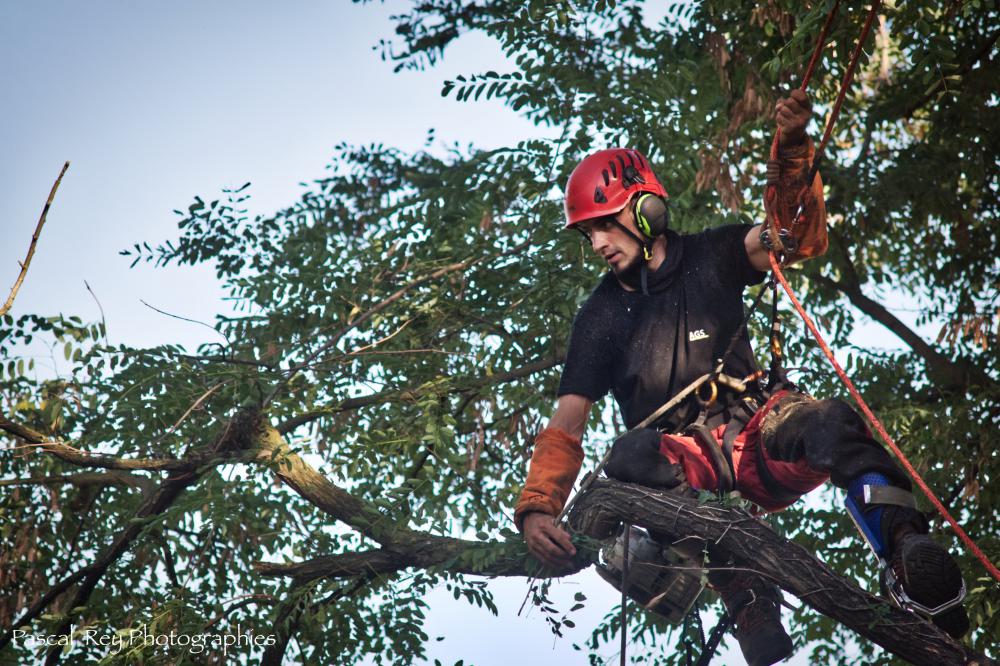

[514,90,968,666]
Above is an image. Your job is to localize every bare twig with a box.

[343,318,414,357]
[264,240,531,407]
[202,594,278,630]
[84,280,108,343]
[139,299,232,349]
[176,353,276,369]
[1,161,69,316]
[151,381,228,446]
[275,353,561,434]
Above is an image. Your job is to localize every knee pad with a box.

[801,399,874,471]
[605,428,683,489]
[812,398,868,437]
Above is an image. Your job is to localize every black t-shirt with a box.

[557,224,767,432]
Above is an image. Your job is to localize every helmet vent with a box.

[601,169,610,186]
[622,165,646,187]
[609,161,618,178]
[594,185,608,204]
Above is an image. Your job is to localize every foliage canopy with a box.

[1,0,997,664]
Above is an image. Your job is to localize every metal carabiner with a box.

[696,379,718,408]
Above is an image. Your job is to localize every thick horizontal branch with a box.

[38,442,193,472]
[0,471,152,490]
[276,353,561,434]
[255,537,586,584]
[0,416,195,472]
[568,481,992,666]
[252,422,589,581]
[257,476,992,664]
[256,550,408,581]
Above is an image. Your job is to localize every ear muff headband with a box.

[634,193,670,238]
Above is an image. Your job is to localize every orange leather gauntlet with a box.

[768,138,828,263]
[514,427,584,532]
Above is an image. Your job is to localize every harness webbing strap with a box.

[620,524,630,666]
[688,423,735,494]
[754,423,803,507]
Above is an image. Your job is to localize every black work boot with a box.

[885,525,969,639]
[711,570,793,666]
[846,476,969,639]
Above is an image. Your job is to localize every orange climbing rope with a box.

[767,0,1000,582]
[770,255,1000,582]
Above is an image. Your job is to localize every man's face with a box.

[575,205,643,274]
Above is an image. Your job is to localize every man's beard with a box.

[613,253,645,289]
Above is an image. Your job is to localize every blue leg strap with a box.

[845,472,893,559]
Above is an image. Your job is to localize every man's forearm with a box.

[772,137,828,263]
[513,426,584,531]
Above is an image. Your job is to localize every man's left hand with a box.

[776,89,812,148]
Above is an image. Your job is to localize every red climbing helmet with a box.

[563,148,668,228]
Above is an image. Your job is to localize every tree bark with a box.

[568,480,993,666]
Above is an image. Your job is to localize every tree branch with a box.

[252,422,589,582]
[253,424,422,548]
[0,471,151,490]
[901,29,1000,119]
[202,594,277,631]
[255,476,992,664]
[265,239,533,407]
[811,273,996,391]
[254,533,581,584]
[567,481,993,666]
[266,259,480,407]
[1,162,69,317]
[0,410,260,658]
[0,416,195,472]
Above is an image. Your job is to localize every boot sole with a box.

[891,535,969,638]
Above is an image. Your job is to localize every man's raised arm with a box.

[746,89,828,271]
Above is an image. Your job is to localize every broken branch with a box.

[1,161,69,317]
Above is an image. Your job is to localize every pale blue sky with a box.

[1,2,900,664]
[1,0,546,349]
